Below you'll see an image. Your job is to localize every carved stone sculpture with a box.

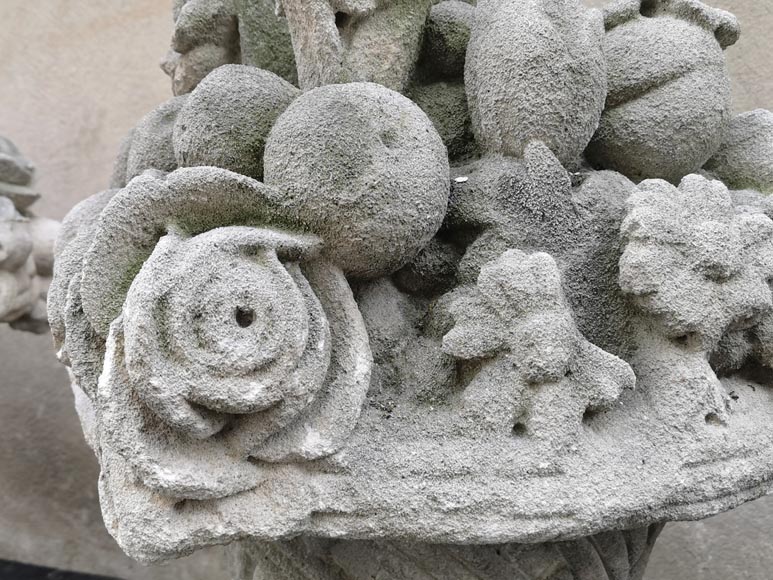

[0,136,58,333]
[50,0,773,578]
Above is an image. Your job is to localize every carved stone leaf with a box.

[443,249,634,443]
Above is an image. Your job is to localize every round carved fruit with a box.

[586,0,740,183]
[263,81,450,278]
[174,64,300,180]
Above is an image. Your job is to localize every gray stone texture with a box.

[277,0,433,92]
[263,82,450,278]
[6,4,770,579]
[233,527,664,580]
[118,95,188,187]
[465,0,607,166]
[48,0,773,576]
[704,109,773,193]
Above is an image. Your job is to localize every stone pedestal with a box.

[234,527,664,580]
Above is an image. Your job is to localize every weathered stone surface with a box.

[277,0,433,91]
[620,175,773,427]
[235,0,297,84]
[586,0,739,183]
[704,109,773,193]
[174,65,300,180]
[124,96,188,183]
[620,175,773,348]
[443,250,634,450]
[409,81,475,161]
[48,0,773,578]
[161,0,297,96]
[232,526,664,580]
[420,0,474,80]
[162,0,241,95]
[54,161,773,571]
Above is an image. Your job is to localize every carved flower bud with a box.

[465,0,607,165]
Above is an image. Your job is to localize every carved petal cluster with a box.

[620,174,773,347]
[443,250,634,443]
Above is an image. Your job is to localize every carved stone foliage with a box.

[0,136,59,333]
[619,175,773,428]
[443,250,634,449]
[620,175,773,348]
[52,0,773,576]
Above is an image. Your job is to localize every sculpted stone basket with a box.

[49,0,773,578]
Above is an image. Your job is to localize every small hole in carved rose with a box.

[512,422,528,437]
[583,408,598,426]
[639,0,658,17]
[705,412,724,427]
[335,11,350,30]
[672,334,692,347]
[235,307,255,328]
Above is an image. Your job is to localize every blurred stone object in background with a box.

[0,136,59,334]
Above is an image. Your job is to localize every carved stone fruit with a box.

[465,0,607,166]
[263,81,450,278]
[174,64,300,180]
[586,0,740,183]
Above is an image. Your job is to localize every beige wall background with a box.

[0,1,771,579]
